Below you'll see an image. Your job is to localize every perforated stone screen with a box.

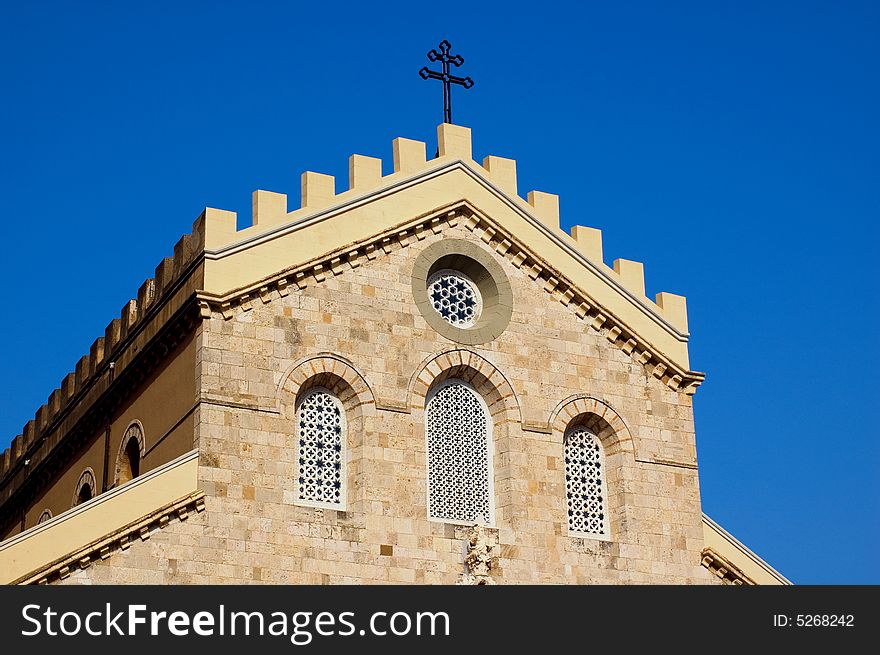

[564,426,609,537]
[426,381,492,524]
[296,388,345,507]
[427,269,482,328]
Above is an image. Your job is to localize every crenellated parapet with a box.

[0,214,206,489]
[0,122,698,489]
[194,123,690,333]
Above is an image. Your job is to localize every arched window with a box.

[425,380,494,525]
[564,425,610,538]
[73,468,96,508]
[37,509,52,524]
[115,422,145,487]
[427,269,482,327]
[78,484,93,504]
[114,421,145,485]
[121,437,140,480]
[296,387,346,508]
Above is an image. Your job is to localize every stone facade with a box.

[3,123,788,586]
[62,218,714,585]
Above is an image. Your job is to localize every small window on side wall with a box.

[78,485,92,504]
[115,421,145,487]
[73,468,97,508]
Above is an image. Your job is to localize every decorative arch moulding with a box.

[277,353,377,419]
[549,395,636,455]
[407,347,522,425]
[195,202,705,397]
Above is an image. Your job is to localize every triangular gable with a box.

[194,124,701,387]
[0,123,705,491]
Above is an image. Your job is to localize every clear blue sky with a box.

[1,2,877,583]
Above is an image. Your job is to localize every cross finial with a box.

[419,40,474,125]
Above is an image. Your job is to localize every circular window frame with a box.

[412,238,513,345]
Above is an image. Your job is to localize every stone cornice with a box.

[0,448,202,584]
[204,158,689,344]
[23,492,205,585]
[701,547,754,585]
[196,203,705,396]
[701,513,790,585]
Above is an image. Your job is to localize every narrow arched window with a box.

[37,509,52,524]
[564,425,610,538]
[118,437,140,484]
[425,380,494,525]
[78,483,93,504]
[115,422,144,486]
[73,468,97,508]
[296,387,346,508]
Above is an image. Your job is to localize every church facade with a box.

[0,124,788,585]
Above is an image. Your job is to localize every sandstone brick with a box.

[49,220,709,586]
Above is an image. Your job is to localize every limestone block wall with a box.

[63,223,715,584]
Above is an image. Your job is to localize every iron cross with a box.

[419,40,474,124]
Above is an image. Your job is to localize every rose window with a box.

[427,269,482,328]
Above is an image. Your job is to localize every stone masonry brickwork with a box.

[63,222,717,585]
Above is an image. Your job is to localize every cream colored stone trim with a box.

[701,548,754,585]
[0,449,201,585]
[197,203,704,397]
[33,492,204,586]
[374,399,410,414]
[199,394,280,415]
[201,158,687,343]
[521,421,552,434]
[636,457,699,470]
[701,514,790,585]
